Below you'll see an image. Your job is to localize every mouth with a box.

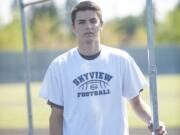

[84,32,94,36]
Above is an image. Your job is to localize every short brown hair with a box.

[71,1,103,26]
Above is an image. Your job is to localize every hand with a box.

[148,121,167,135]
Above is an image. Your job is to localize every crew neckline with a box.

[75,45,105,63]
[78,50,101,60]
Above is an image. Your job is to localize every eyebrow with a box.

[90,18,97,21]
[78,19,86,22]
[78,18,97,22]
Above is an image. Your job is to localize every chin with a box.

[81,37,98,44]
[85,40,94,44]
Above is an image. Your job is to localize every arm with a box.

[129,95,151,124]
[50,107,63,135]
[129,95,167,135]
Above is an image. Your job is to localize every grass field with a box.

[0,74,180,129]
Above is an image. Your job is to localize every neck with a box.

[78,39,101,56]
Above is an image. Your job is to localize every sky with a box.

[0,0,179,25]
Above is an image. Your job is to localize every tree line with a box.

[0,1,179,51]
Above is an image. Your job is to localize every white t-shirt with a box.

[39,45,147,135]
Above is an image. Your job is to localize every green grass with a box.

[0,83,50,128]
[0,74,180,129]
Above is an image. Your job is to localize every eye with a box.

[78,20,85,24]
[90,19,97,24]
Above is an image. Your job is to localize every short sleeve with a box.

[122,54,148,100]
[39,60,64,106]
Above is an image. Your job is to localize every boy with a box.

[39,1,166,135]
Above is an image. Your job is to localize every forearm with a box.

[49,107,63,135]
[130,95,152,124]
[50,115,63,135]
[130,95,167,135]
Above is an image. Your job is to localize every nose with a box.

[86,22,92,29]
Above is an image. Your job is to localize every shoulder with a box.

[49,47,77,69]
[101,45,132,60]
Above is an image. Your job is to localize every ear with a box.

[72,25,76,33]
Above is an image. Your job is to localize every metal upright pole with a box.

[146,0,159,135]
[19,0,50,134]
[19,0,33,135]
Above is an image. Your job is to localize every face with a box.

[73,10,103,43]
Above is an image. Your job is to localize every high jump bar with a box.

[23,0,50,7]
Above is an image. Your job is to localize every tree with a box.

[29,1,61,49]
[28,0,77,50]
[0,18,23,51]
[65,0,77,27]
[115,16,145,47]
[100,15,147,48]
[100,19,122,47]
[0,0,23,51]
[156,2,180,44]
